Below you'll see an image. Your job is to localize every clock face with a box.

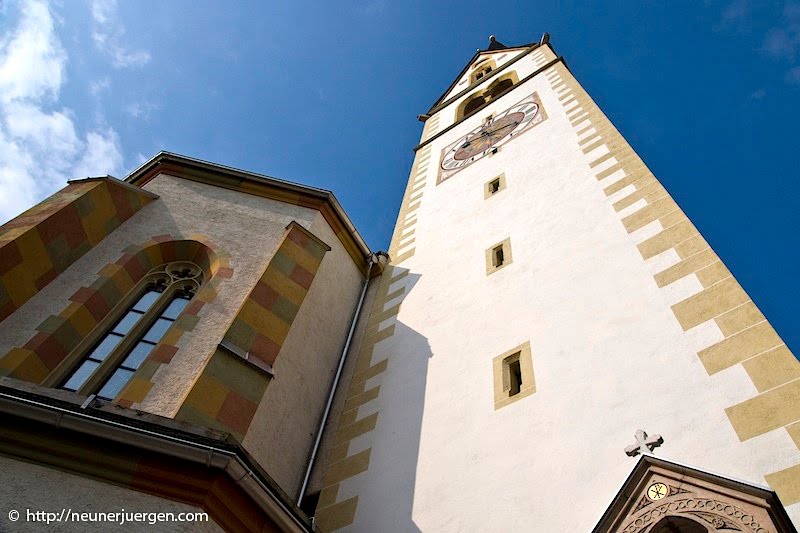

[646,482,669,501]
[438,91,547,184]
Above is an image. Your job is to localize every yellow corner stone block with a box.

[237,301,290,345]
[654,248,717,288]
[742,345,800,393]
[699,321,783,375]
[638,220,698,260]
[118,377,153,403]
[65,302,99,337]
[671,277,748,331]
[184,376,229,418]
[714,301,765,337]
[765,463,800,505]
[725,378,800,441]
[1,349,49,383]
[280,238,322,276]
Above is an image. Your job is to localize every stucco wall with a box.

[0,171,369,505]
[0,174,319,418]
[242,211,365,500]
[0,455,221,532]
[331,48,800,532]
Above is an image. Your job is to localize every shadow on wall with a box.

[344,268,431,533]
[373,318,431,533]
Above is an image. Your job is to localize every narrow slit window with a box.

[492,245,505,267]
[493,341,535,410]
[501,353,521,397]
[484,174,506,198]
[486,238,512,275]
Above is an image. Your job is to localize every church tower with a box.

[311,36,800,531]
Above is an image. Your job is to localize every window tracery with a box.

[60,261,203,400]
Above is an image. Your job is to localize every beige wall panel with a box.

[241,211,364,499]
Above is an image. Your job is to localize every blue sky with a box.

[0,0,798,351]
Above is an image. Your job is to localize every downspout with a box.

[297,250,388,506]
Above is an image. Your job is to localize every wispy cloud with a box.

[123,100,158,120]
[786,65,800,84]
[0,0,124,223]
[762,3,800,60]
[749,88,767,99]
[89,0,150,68]
[762,3,800,83]
[89,76,110,96]
[714,1,800,87]
[713,0,758,34]
[361,0,387,15]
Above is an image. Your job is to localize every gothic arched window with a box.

[60,261,203,400]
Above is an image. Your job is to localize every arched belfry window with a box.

[456,71,520,121]
[470,57,497,84]
[462,95,486,118]
[60,261,204,400]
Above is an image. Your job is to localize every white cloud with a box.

[0,0,124,224]
[90,0,150,68]
[0,0,65,103]
[124,100,158,120]
[89,76,110,95]
[73,129,124,178]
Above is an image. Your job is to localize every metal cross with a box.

[624,429,664,457]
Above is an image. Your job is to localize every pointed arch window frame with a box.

[45,261,205,400]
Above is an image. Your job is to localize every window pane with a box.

[88,334,122,361]
[112,310,143,335]
[62,360,100,391]
[97,368,134,400]
[142,318,173,343]
[122,342,154,370]
[132,290,161,312]
[162,297,190,320]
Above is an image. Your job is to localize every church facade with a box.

[0,35,798,532]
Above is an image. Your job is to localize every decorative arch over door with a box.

[593,455,796,533]
[650,515,709,533]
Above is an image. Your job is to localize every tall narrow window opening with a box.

[492,245,505,267]
[503,353,522,397]
[508,358,522,396]
[60,261,203,400]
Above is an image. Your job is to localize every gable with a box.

[594,455,796,533]
[434,47,531,110]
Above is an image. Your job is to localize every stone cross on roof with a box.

[624,429,664,457]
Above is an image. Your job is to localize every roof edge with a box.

[426,37,542,114]
[126,152,374,268]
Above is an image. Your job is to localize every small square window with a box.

[484,173,506,198]
[485,238,512,275]
[492,341,535,410]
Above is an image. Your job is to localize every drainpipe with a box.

[297,251,388,507]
